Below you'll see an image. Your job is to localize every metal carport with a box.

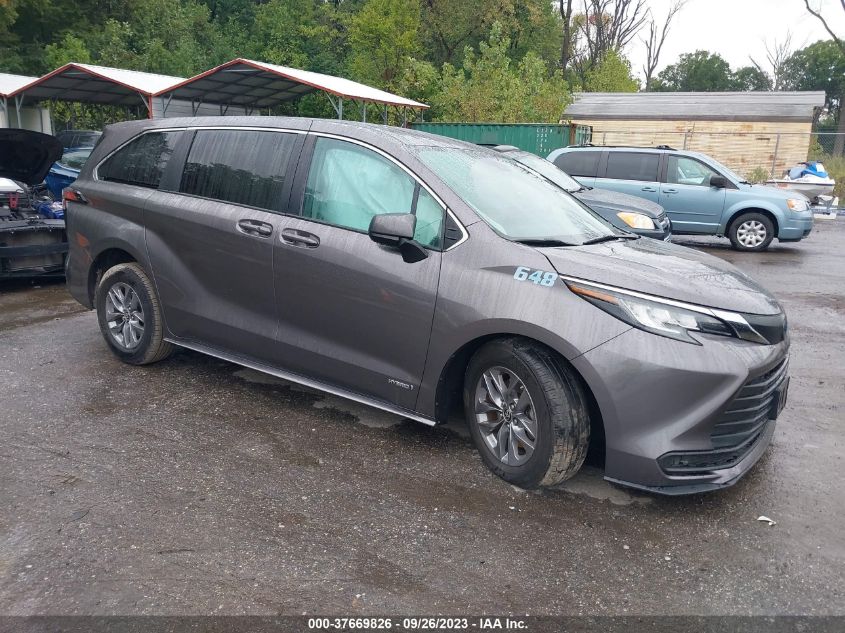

[154,58,428,123]
[7,63,184,121]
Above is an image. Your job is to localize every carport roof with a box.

[0,72,37,98]
[10,63,184,106]
[156,58,428,109]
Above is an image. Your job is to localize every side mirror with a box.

[368,213,416,246]
[368,212,428,263]
[710,175,728,188]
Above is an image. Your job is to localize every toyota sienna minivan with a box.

[61,118,790,495]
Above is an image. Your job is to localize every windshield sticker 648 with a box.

[513,266,557,287]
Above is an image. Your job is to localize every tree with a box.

[803,0,845,55]
[653,50,734,92]
[559,0,574,74]
[732,66,772,91]
[783,39,845,154]
[750,32,794,91]
[584,49,638,92]
[577,0,648,73]
[423,22,570,123]
[348,0,421,90]
[641,0,686,91]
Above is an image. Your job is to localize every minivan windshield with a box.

[415,146,618,245]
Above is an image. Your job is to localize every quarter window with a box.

[667,155,720,186]
[302,138,443,248]
[179,129,297,212]
[99,131,181,188]
[605,152,659,182]
[553,151,600,178]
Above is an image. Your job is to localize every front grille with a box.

[656,212,670,230]
[710,358,788,449]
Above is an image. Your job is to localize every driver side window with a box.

[303,137,443,248]
[667,155,720,187]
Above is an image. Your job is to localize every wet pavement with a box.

[0,222,843,616]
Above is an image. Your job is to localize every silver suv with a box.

[63,118,790,494]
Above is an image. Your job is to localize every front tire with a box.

[728,212,774,251]
[95,262,173,365]
[463,338,590,488]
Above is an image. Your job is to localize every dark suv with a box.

[64,117,790,494]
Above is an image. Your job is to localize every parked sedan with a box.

[490,145,671,240]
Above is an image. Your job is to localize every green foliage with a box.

[745,166,771,184]
[44,33,91,68]
[783,40,845,116]
[419,22,569,123]
[583,50,638,92]
[348,0,421,89]
[732,66,772,92]
[653,50,734,92]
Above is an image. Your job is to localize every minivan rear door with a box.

[271,134,443,411]
[596,151,662,204]
[144,127,307,363]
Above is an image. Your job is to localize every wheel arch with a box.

[87,244,143,306]
[432,333,606,461]
[722,205,781,237]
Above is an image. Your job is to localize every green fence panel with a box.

[410,123,591,157]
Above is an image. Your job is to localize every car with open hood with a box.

[0,129,67,278]
[65,118,790,494]
[490,145,671,240]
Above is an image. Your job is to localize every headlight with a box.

[786,198,809,212]
[616,211,656,230]
[563,277,768,345]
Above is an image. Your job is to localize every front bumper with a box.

[571,327,789,495]
[777,212,813,241]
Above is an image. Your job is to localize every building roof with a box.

[564,91,827,122]
[156,58,428,109]
[0,73,38,98]
[10,63,185,105]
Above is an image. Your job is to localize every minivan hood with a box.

[0,129,63,185]
[542,237,781,315]
[737,181,809,203]
[575,187,664,218]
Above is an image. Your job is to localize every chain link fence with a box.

[582,130,845,197]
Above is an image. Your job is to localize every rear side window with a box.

[179,130,298,212]
[605,152,659,182]
[99,131,182,188]
[552,150,600,177]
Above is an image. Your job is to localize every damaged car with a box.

[0,130,67,278]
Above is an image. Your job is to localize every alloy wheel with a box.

[104,282,145,350]
[474,366,538,466]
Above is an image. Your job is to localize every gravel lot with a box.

[0,220,843,616]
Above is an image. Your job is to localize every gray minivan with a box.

[548,146,814,251]
[63,118,790,494]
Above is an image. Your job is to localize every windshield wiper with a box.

[581,234,639,245]
[515,238,580,247]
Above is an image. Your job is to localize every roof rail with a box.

[655,144,677,150]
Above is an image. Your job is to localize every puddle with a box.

[553,466,652,506]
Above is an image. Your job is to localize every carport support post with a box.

[361,101,367,122]
[0,98,7,128]
[383,104,388,125]
[14,94,23,128]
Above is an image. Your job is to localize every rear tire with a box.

[95,262,173,365]
[728,212,774,251]
[463,338,590,488]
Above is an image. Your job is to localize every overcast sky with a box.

[624,0,845,81]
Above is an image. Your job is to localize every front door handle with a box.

[237,219,273,237]
[280,228,320,248]
[641,186,658,192]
